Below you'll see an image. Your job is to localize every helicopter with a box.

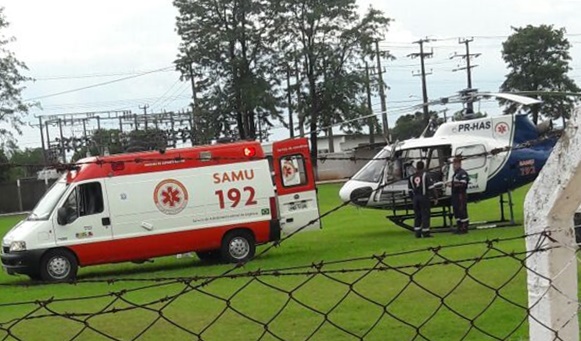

[338,90,564,232]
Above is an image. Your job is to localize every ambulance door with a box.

[272,138,321,234]
[54,180,113,249]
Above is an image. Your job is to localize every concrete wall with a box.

[316,134,385,153]
[315,145,386,181]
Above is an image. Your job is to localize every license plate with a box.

[289,202,308,211]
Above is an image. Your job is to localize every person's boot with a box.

[461,221,469,234]
[452,222,462,234]
[415,229,422,238]
[422,230,433,238]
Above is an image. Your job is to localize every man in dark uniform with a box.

[408,161,438,238]
[449,157,470,234]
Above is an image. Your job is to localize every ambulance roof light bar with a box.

[244,147,257,157]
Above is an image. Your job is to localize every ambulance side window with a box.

[62,182,104,223]
[62,188,79,223]
[280,155,307,187]
[78,182,104,216]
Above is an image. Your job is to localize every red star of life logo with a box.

[154,179,189,215]
[284,164,293,177]
[495,122,509,135]
[282,161,296,179]
[161,186,181,207]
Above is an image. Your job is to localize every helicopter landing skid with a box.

[387,191,518,233]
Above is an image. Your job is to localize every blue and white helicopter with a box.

[338,90,563,231]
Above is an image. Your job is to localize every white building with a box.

[315,134,387,154]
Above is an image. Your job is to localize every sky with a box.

[2,0,581,150]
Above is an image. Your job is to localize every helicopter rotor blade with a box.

[472,92,543,106]
[508,91,581,98]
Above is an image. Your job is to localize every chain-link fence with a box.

[0,231,576,341]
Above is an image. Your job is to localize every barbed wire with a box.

[0,232,548,288]
[0,230,576,340]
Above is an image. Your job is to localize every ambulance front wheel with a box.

[221,230,255,263]
[40,249,78,282]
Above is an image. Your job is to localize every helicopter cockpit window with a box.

[351,149,391,183]
[454,145,486,170]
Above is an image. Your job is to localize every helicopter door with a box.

[448,144,488,194]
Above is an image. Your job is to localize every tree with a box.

[0,7,33,147]
[280,1,391,167]
[500,25,580,124]
[0,149,10,182]
[391,111,443,141]
[70,128,168,162]
[173,0,284,141]
[8,147,44,179]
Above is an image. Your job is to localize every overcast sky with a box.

[2,0,581,149]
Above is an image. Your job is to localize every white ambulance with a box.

[1,138,321,282]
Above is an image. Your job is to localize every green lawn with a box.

[0,185,540,340]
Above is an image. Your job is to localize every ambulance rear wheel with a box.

[221,230,255,263]
[40,249,78,282]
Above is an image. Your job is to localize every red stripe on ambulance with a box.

[70,221,271,266]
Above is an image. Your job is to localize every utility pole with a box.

[408,38,434,117]
[187,62,198,146]
[286,66,294,138]
[139,104,149,130]
[375,41,390,143]
[188,63,197,107]
[35,117,47,164]
[295,55,304,137]
[139,104,149,115]
[58,119,66,163]
[365,62,375,145]
[452,37,480,113]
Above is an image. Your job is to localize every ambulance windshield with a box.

[28,180,68,221]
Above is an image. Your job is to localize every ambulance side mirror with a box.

[57,207,68,225]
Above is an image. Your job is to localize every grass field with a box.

[0,184,548,340]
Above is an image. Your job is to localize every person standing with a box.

[408,161,438,238]
[449,157,470,234]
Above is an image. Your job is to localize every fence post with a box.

[16,179,23,212]
[524,109,581,340]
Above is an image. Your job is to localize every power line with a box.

[35,69,176,81]
[34,94,191,112]
[379,33,581,46]
[25,66,175,102]
[148,78,183,112]
[158,86,191,111]
[154,82,190,112]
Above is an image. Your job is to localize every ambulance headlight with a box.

[9,241,26,252]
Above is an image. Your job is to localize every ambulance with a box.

[1,138,321,282]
